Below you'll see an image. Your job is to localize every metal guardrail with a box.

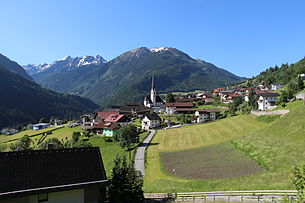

[144,190,298,202]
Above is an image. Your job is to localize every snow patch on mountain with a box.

[150,47,170,52]
[23,55,107,75]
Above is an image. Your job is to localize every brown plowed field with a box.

[160,143,264,180]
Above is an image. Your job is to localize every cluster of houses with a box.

[80,76,223,136]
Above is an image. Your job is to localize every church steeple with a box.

[151,75,156,91]
[150,75,156,105]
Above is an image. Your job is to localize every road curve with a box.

[134,129,156,176]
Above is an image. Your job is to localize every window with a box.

[38,193,48,202]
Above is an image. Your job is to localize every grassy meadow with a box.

[144,115,269,192]
[144,100,305,192]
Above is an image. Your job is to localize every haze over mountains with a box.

[24,47,245,107]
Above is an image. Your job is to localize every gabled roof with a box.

[175,98,196,102]
[258,92,280,97]
[165,102,194,107]
[144,96,152,103]
[104,114,129,123]
[0,147,107,198]
[119,103,150,114]
[94,112,119,121]
[156,95,164,103]
[143,113,161,121]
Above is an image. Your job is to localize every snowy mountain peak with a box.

[23,55,107,75]
[61,55,71,61]
[150,47,170,52]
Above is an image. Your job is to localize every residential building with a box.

[165,102,194,115]
[28,123,49,131]
[141,113,162,130]
[92,112,119,123]
[119,102,150,117]
[0,147,107,203]
[257,92,280,111]
[271,83,284,91]
[103,114,131,127]
[194,109,221,123]
[223,94,245,104]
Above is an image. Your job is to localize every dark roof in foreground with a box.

[0,147,107,198]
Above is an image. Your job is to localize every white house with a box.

[194,109,220,123]
[141,113,162,130]
[30,123,49,131]
[271,83,284,91]
[257,92,280,111]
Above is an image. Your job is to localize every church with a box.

[144,76,164,111]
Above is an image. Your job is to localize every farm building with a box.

[0,147,107,203]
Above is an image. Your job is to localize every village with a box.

[1,77,284,137]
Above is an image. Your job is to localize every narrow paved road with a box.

[134,129,156,176]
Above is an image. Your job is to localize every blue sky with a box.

[0,0,305,77]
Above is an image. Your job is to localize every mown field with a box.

[144,100,305,192]
[160,142,264,180]
[144,114,269,192]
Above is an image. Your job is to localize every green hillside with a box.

[252,58,305,85]
[0,53,33,81]
[0,66,98,128]
[144,100,305,192]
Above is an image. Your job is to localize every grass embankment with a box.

[0,126,62,143]
[145,100,305,192]
[144,115,268,192]
[89,131,149,176]
[0,124,149,177]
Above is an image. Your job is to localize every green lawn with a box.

[144,100,305,192]
[89,131,149,177]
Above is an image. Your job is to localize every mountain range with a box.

[24,47,245,107]
[0,55,98,128]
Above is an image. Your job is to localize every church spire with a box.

[151,75,156,91]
